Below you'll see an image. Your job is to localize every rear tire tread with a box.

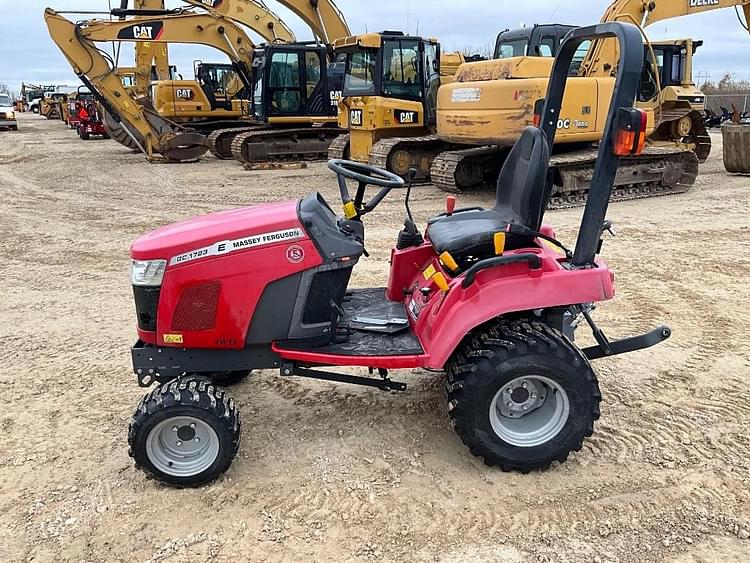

[446,319,601,473]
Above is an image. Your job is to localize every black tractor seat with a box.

[427,127,552,267]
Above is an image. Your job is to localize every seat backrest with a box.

[493,127,551,230]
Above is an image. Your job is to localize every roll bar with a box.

[537,22,644,267]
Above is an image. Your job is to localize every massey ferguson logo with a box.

[689,0,719,6]
[395,110,418,125]
[350,109,363,127]
[117,22,164,41]
[175,88,194,100]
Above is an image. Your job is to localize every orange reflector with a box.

[433,272,450,292]
[494,232,506,255]
[533,113,541,127]
[440,251,459,272]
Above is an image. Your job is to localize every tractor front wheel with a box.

[446,319,601,473]
[128,376,241,487]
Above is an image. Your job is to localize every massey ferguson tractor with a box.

[125,22,671,487]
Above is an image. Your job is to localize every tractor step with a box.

[282,364,407,392]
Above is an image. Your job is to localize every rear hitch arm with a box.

[578,308,672,360]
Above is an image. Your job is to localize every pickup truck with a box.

[0,94,18,130]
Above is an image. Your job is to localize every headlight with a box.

[8,111,15,119]
[131,259,167,287]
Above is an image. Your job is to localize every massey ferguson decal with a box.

[394,110,419,124]
[170,228,305,266]
[117,22,164,41]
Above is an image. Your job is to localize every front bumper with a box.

[0,119,17,127]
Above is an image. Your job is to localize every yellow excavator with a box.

[326,32,474,178]
[45,8,260,161]
[202,0,352,160]
[430,0,750,204]
[107,0,352,161]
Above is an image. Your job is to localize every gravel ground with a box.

[1,113,749,562]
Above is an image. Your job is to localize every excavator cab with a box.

[494,24,576,59]
[251,43,342,122]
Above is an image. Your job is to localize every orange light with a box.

[613,109,647,156]
[533,113,541,127]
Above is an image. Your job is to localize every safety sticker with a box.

[451,87,482,103]
[170,228,305,266]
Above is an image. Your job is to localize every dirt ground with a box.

[0,113,749,562]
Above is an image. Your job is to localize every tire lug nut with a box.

[190,423,196,429]
[172,426,178,432]
[523,405,529,410]
[194,437,200,443]
[522,382,528,389]
[176,441,183,446]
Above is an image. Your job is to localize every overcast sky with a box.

[2,0,749,94]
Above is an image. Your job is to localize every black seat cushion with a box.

[428,127,551,262]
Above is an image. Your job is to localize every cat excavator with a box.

[103,0,295,151]
[202,0,352,161]
[45,8,259,161]
[429,0,750,205]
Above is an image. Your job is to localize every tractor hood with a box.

[131,200,305,263]
[454,57,554,83]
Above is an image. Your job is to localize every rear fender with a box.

[414,251,615,369]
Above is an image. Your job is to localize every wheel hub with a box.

[490,375,571,448]
[499,379,545,417]
[146,416,220,477]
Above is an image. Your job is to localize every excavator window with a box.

[497,39,528,58]
[344,50,377,95]
[269,51,302,113]
[381,39,423,102]
[305,51,322,98]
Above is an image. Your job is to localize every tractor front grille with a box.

[171,281,222,331]
[133,286,160,332]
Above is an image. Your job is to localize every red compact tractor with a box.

[126,23,671,486]
[76,102,109,140]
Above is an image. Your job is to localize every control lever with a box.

[446,196,457,216]
[601,220,617,237]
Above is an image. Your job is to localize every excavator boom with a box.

[583,0,750,75]
[181,0,296,43]
[274,0,350,44]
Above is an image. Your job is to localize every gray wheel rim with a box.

[145,416,220,477]
[489,375,570,448]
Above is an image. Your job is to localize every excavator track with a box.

[368,135,447,181]
[546,145,699,209]
[206,127,266,159]
[230,128,343,164]
[431,146,507,193]
[430,143,700,210]
[327,133,351,160]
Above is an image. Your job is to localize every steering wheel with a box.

[328,159,405,220]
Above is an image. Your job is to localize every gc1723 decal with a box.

[170,228,304,266]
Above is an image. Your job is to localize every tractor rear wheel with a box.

[446,319,601,473]
[128,376,241,487]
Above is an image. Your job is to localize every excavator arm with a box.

[274,0,350,44]
[181,0,296,43]
[132,1,171,95]
[582,0,750,75]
